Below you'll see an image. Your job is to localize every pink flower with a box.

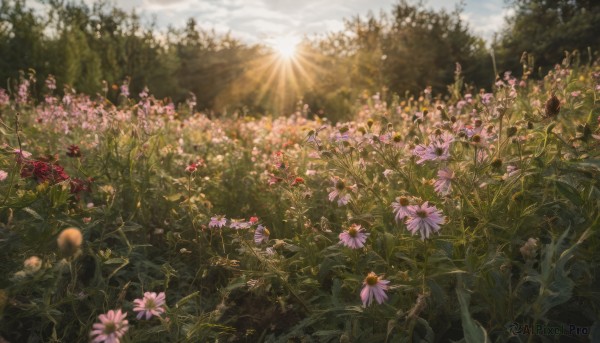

[360,272,390,307]
[133,292,166,320]
[405,202,445,240]
[254,225,270,244]
[209,215,227,229]
[0,170,7,181]
[328,178,355,206]
[229,219,250,230]
[338,224,368,249]
[90,309,129,343]
[391,196,411,222]
[434,168,454,196]
[412,140,450,164]
[185,162,197,173]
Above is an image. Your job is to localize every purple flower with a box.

[391,196,411,222]
[209,215,227,229]
[90,309,129,343]
[434,168,454,196]
[405,202,445,240]
[328,178,355,206]
[229,219,251,230]
[413,140,450,164]
[360,272,390,307]
[254,225,270,244]
[338,224,368,249]
[120,82,129,98]
[133,292,166,320]
[481,93,494,104]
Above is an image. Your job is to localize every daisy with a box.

[133,292,166,320]
[405,202,445,240]
[338,224,368,249]
[328,178,355,206]
[360,272,390,307]
[434,168,454,196]
[209,215,227,229]
[90,309,129,343]
[254,225,270,245]
[229,219,250,230]
[413,140,450,164]
[391,196,412,222]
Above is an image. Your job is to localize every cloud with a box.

[111,0,507,43]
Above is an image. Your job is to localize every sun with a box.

[268,36,300,59]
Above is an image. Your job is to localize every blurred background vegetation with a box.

[0,0,599,121]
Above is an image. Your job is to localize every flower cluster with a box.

[90,292,167,343]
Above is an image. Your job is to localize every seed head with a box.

[544,93,560,118]
[57,227,83,258]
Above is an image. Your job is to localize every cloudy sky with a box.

[86,0,513,43]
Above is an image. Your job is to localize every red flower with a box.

[21,160,69,184]
[66,145,81,158]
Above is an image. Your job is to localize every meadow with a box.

[0,59,599,342]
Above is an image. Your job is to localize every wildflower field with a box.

[1,60,599,342]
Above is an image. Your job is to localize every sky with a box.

[78,0,513,43]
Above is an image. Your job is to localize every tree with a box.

[495,0,600,75]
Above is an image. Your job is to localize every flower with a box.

[57,227,83,257]
[0,170,7,181]
[405,202,445,240]
[544,93,561,118]
[24,256,42,273]
[254,225,270,244]
[433,168,454,196]
[229,219,250,230]
[391,196,411,222]
[502,165,520,180]
[328,178,355,206]
[412,140,451,164]
[520,238,539,260]
[338,224,368,249]
[66,145,81,158]
[185,162,197,173]
[133,292,166,320]
[209,215,227,229]
[360,272,390,307]
[20,159,69,184]
[13,149,32,159]
[90,309,129,343]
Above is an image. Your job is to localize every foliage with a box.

[0,54,599,342]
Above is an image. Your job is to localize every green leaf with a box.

[176,291,200,308]
[456,278,490,343]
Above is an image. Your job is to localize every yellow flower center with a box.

[365,273,379,286]
[348,226,358,238]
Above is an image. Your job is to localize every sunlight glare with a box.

[269,36,300,59]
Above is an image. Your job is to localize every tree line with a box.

[1,0,598,120]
